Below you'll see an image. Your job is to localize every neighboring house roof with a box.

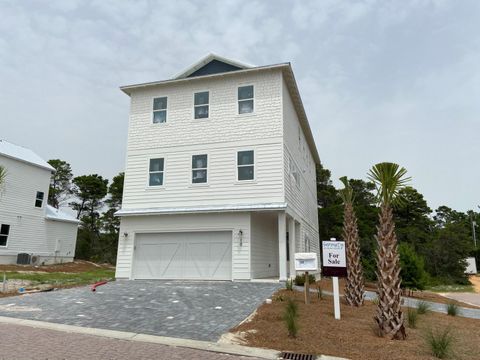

[45,205,80,224]
[0,140,55,172]
[120,55,321,164]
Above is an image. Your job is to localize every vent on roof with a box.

[280,352,316,360]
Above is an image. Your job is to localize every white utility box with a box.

[294,252,318,272]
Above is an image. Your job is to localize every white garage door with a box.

[133,231,232,280]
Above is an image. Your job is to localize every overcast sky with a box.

[1,0,479,212]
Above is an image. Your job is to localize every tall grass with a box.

[417,301,431,315]
[426,327,454,359]
[407,308,418,328]
[285,279,293,291]
[446,302,459,316]
[283,299,299,337]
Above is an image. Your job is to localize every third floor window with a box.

[153,97,167,123]
[238,85,254,114]
[194,91,209,119]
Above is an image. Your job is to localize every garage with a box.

[132,231,232,280]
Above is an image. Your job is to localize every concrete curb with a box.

[0,315,280,359]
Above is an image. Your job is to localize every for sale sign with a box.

[322,240,347,277]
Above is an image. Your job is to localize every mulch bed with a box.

[231,289,480,360]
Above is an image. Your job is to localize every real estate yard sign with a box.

[322,240,347,277]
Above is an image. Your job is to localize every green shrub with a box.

[285,279,293,291]
[399,243,429,291]
[283,299,299,337]
[417,301,431,315]
[407,308,418,328]
[294,274,316,286]
[426,327,454,359]
[446,302,459,316]
[372,297,379,305]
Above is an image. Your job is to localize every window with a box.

[192,154,208,183]
[153,97,167,123]
[290,161,300,188]
[238,85,254,114]
[304,235,311,252]
[149,158,164,186]
[0,224,10,247]
[35,191,44,208]
[237,150,254,181]
[194,91,209,119]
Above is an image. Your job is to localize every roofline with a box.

[0,153,55,172]
[120,63,290,95]
[45,215,80,224]
[173,53,254,79]
[115,203,288,216]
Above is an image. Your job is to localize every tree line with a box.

[47,159,124,264]
[317,163,478,288]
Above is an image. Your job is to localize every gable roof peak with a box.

[173,53,254,79]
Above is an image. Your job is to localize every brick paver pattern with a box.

[0,281,282,341]
[0,323,262,360]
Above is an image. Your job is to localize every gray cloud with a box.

[0,0,479,211]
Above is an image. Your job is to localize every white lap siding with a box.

[116,212,251,280]
[250,212,279,279]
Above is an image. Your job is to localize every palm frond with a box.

[367,162,411,206]
[339,176,354,205]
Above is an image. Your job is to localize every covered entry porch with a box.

[250,210,303,281]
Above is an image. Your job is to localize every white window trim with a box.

[191,153,209,185]
[289,157,301,189]
[236,149,255,182]
[237,84,255,116]
[193,90,210,120]
[0,224,10,248]
[152,96,168,124]
[146,156,166,189]
[34,191,44,209]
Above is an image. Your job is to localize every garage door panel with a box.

[209,242,231,279]
[185,242,210,279]
[133,231,232,280]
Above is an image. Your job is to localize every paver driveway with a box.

[0,280,281,341]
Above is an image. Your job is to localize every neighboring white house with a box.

[115,54,320,281]
[0,140,79,265]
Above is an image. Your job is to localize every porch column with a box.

[278,211,287,281]
[288,217,296,278]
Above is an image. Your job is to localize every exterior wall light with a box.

[238,230,243,247]
[123,232,129,238]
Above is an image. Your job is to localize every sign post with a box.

[322,238,347,320]
[294,253,318,304]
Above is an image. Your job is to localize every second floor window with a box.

[153,97,167,123]
[149,158,164,186]
[194,91,209,119]
[0,224,10,246]
[35,191,44,208]
[192,154,208,183]
[237,150,254,181]
[238,85,254,114]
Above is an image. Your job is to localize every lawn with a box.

[0,261,115,294]
[231,289,480,360]
[426,284,475,293]
[2,268,115,286]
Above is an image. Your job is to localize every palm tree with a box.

[339,176,364,306]
[368,162,410,340]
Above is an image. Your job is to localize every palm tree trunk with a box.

[374,204,406,340]
[343,203,365,306]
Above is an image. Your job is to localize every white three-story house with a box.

[115,54,320,281]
